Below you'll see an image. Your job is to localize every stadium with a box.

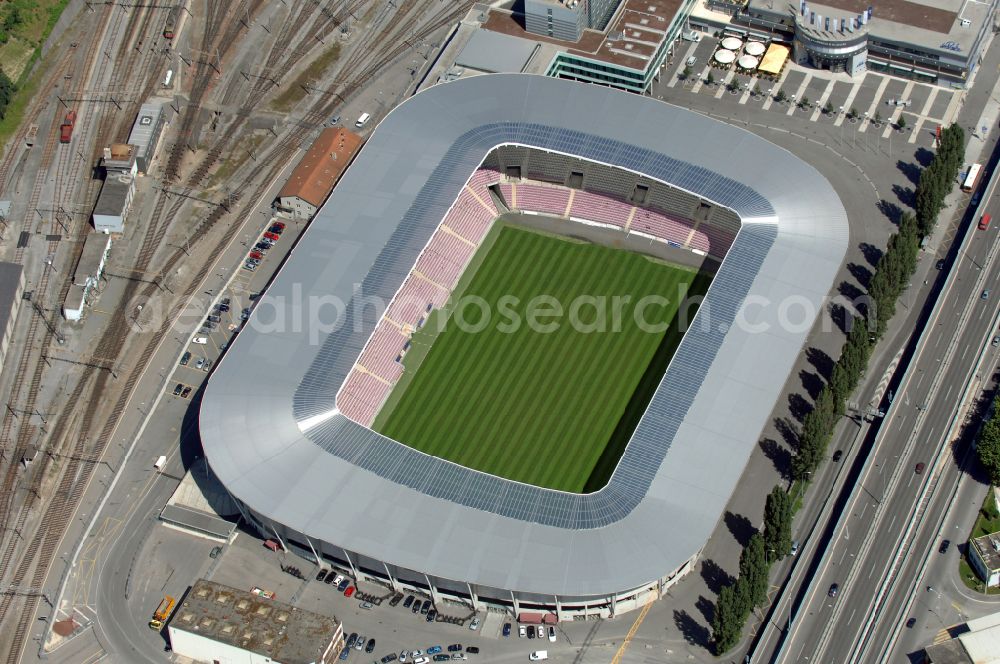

[200,74,849,619]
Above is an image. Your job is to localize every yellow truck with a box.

[149,595,176,630]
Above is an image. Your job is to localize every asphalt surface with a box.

[775,124,1000,663]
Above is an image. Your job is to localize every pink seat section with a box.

[466,168,502,201]
[357,323,406,383]
[512,183,570,217]
[386,276,449,329]
[337,370,391,427]
[701,224,737,257]
[630,207,690,246]
[569,190,632,228]
[443,191,495,243]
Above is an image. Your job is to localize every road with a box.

[776,129,1000,663]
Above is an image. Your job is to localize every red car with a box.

[249,251,264,260]
[263,232,280,242]
[344,586,355,597]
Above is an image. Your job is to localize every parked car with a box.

[209,546,222,558]
[450,655,466,661]
[426,646,442,655]
[337,578,350,592]
[413,658,429,664]
[195,357,205,370]
[420,599,431,615]
[324,573,336,585]
[202,320,216,329]
[535,626,544,639]
[906,617,916,629]
[502,623,511,638]
[411,599,421,613]
[218,302,230,312]
[255,241,270,252]
[519,625,527,638]
[269,224,285,235]
[316,569,328,582]
[208,314,221,323]
[790,540,799,556]
[202,359,213,372]
[344,586,355,598]
[263,232,280,242]
[389,593,403,607]
[339,646,350,660]
[426,609,437,622]
[469,617,480,631]
[399,650,409,662]
[346,633,358,648]
[381,655,397,663]
[360,601,373,610]
[181,386,192,398]
[528,652,548,662]
[366,638,376,653]
[447,645,462,652]
[243,262,257,272]
[403,595,414,608]
[192,337,207,344]
[939,539,951,554]
[179,351,191,366]
[526,627,534,640]
[466,647,479,654]
[547,627,556,643]
[432,656,449,663]
[354,635,365,650]
[828,583,840,598]
[173,383,183,395]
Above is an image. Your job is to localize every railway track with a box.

[1,1,473,660]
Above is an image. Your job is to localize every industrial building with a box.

[92,173,135,233]
[969,529,1000,588]
[274,127,362,220]
[698,0,998,86]
[0,261,25,374]
[126,101,165,174]
[167,579,344,664]
[63,233,111,321]
[200,74,848,619]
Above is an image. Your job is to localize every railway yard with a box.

[0,1,471,661]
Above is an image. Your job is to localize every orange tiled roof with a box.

[278,127,363,208]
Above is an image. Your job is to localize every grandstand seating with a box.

[386,276,449,329]
[339,160,742,427]
[569,190,632,228]
[358,324,407,383]
[512,183,571,217]
[338,370,391,426]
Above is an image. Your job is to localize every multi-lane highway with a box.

[774,135,1000,663]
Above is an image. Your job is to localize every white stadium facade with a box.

[199,74,849,619]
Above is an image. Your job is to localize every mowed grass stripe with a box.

[377,224,705,492]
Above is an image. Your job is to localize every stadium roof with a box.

[201,74,848,598]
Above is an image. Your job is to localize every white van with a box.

[355,112,371,128]
[529,652,548,661]
[192,336,208,344]
[154,455,166,470]
[682,31,702,42]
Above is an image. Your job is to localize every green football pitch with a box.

[373,224,712,493]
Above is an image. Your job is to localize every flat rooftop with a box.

[170,579,341,664]
[73,233,109,287]
[93,175,132,216]
[485,0,684,71]
[972,532,1000,571]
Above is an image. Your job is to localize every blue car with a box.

[337,578,350,592]
[427,646,442,655]
[502,622,511,638]
[339,645,351,660]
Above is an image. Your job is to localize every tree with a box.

[712,581,748,653]
[763,486,793,560]
[727,78,740,92]
[682,64,693,80]
[978,415,1000,485]
[849,106,859,120]
[774,89,787,103]
[873,110,882,125]
[754,83,762,97]
[824,101,834,115]
[706,71,715,86]
[798,96,810,109]
[740,532,771,607]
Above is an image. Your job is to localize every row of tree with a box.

[711,487,793,653]
[978,408,1000,485]
[0,70,14,122]
[792,125,965,482]
[712,123,966,653]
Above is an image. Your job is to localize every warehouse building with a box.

[275,127,362,220]
[63,233,111,321]
[167,579,344,664]
[923,610,1000,663]
[0,262,25,374]
[92,173,135,233]
[126,101,165,174]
